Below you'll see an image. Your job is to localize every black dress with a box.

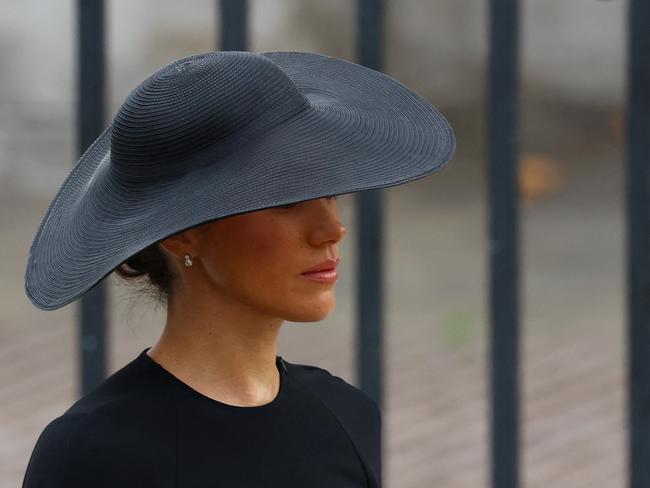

[21,347,382,487]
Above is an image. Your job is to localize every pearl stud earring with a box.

[184,254,193,267]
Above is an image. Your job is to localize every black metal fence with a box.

[624,1,649,487]
[75,1,649,487]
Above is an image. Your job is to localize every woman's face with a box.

[191,195,347,322]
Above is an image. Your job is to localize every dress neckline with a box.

[138,346,287,412]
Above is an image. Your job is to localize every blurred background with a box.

[1,1,626,487]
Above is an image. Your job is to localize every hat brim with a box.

[25,51,456,311]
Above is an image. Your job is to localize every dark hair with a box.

[113,241,179,306]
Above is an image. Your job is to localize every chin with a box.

[283,299,335,322]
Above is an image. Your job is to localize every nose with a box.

[307,198,347,245]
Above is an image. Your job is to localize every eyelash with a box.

[277,195,337,209]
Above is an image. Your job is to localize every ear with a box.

[158,227,200,261]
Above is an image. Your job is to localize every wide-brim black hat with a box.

[25,50,456,311]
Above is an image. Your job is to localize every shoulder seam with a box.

[170,387,180,488]
[54,406,138,485]
[287,366,373,487]
[33,412,91,487]
[61,411,101,486]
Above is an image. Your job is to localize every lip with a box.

[302,257,340,274]
[301,269,339,284]
[301,257,340,284]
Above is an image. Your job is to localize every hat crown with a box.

[110,51,309,182]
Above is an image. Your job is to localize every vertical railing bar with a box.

[625,0,650,486]
[487,0,521,487]
[77,0,108,397]
[219,0,248,51]
[356,0,385,482]
[355,0,384,408]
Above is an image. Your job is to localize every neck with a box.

[147,287,285,407]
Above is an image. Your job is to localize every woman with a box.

[22,50,456,487]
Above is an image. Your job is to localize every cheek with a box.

[248,231,289,258]
[220,219,299,287]
[245,224,294,263]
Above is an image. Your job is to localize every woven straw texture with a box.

[25,50,456,311]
